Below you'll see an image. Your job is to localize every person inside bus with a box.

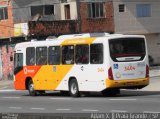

[81,53,88,64]
[110,43,124,56]
[62,46,74,64]
[29,57,35,65]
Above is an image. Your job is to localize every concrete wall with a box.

[29,20,79,36]
[113,0,160,34]
[12,0,61,23]
[113,0,160,65]
[145,34,160,65]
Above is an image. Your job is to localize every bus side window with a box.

[36,47,47,65]
[90,44,103,64]
[26,47,35,66]
[14,53,23,74]
[62,45,74,64]
[48,46,60,65]
[75,45,89,64]
[14,53,23,68]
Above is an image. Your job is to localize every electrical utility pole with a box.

[76,0,82,33]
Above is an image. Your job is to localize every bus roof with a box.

[15,33,145,49]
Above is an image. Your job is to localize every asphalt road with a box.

[0,77,160,118]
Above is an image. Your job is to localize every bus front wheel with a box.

[28,80,37,96]
[69,79,80,97]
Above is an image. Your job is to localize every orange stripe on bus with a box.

[14,66,41,90]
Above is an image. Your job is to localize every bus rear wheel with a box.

[28,80,37,96]
[69,79,80,97]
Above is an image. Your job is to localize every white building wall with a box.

[113,0,160,65]
[113,0,160,34]
[145,34,160,65]
[60,1,77,20]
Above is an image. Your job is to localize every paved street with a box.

[0,76,160,114]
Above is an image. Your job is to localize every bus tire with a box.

[69,79,80,97]
[28,80,37,96]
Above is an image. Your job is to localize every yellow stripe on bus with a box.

[61,38,96,45]
[106,78,149,88]
[33,65,73,90]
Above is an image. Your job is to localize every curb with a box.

[149,69,160,78]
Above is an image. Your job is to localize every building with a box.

[0,0,114,80]
[0,0,14,80]
[12,0,61,39]
[0,0,14,39]
[0,0,114,40]
[1,0,159,80]
[112,0,160,65]
[0,0,61,80]
[29,0,114,37]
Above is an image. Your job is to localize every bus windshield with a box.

[109,38,146,62]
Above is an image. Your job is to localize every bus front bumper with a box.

[106,77,149,89]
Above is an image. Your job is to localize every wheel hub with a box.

[71,83,77,94]
[29,84,34,92]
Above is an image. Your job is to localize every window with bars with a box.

[31,5,54,16]
[119,4,125,12]
[48,46,60,65]
[26,47,35,66]
[136,4,151,17]
[36,47,47,65]
[0,7,8,20]
[90,44,103,64]
[87,2,105,18]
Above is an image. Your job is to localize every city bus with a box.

[14,33,149,97]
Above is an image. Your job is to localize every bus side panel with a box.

[56,64,108,92]
[32,65,73,90]
[57,39,108,92]
[14,69,26,90]
[14,66,41,90]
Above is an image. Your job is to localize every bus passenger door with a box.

[75,45,90,90]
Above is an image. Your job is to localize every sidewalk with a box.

[149,69,160,77]
[0,80,14,90]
